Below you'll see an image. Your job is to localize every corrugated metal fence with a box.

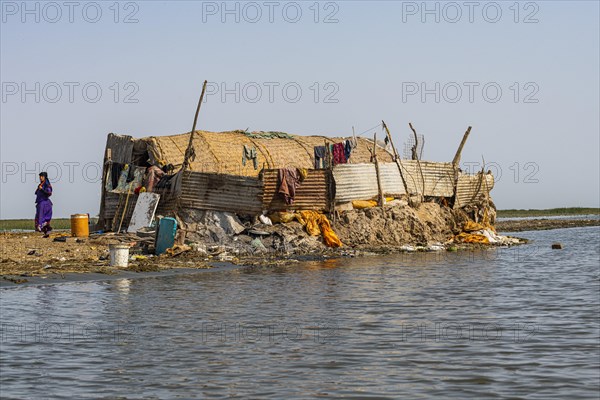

[101,163,494,229]
[455,172,495,208]
[332,164,379,203]
[262,169,331,212]
[333,162,456,202]
[178,171,263,215]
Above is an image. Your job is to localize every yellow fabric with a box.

[296,210,343,248]
[481,208,496,232]
[352,200,378,209]
[269,212,296,223]
[319,216,343,248]
[299,210,322,236]
[298,168,308,181]
[455,232,490,244]
[270,210,342,248]
[463,220,486,232]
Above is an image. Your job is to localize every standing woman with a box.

[35,172,53,237]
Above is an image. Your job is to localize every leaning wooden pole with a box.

[452,126,472,167]
[372,131,385,207]
[381,120,412,205]
[182,80,208,172]
[408,122,426,199]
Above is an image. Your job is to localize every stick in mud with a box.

[381,121,413,207]
[452,126,472,167]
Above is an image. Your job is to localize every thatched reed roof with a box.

[142,130,395,177]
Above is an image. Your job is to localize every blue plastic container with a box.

[155,217,177,255]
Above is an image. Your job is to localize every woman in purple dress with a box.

[35,172,53,237]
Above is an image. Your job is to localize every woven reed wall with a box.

[144,130,394,177]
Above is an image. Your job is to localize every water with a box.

[497,214,600,221]
[1,227,599,399]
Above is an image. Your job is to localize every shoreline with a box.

[495,218,599,232]
[2,217,597,288]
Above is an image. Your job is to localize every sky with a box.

[1,0,599,219]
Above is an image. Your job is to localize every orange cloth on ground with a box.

[352,200,378,209]
[298,210,343,248]
[455,232,490,244]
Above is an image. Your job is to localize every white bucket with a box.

[109,244,130,268]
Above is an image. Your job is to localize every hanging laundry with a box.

[126,163,136,182]
[332,143,347,165]
[278,167,302,205]
[314,146,327,169]
[344,139,353,161]
[115,164,130,191]
[110,162,123,190]
[384,136,393,153]
[242,145,258,170]
[297,168,308,181]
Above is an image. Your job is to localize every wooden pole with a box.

[381,120,412,205]
[408,122,419,160]
[408,122,425,199]
[452,126,472,167]
[372,132,384,207]
[182,80,208,172]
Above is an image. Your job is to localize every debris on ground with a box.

[1,200,528,278]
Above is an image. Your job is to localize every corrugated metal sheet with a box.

[106,133,134,164]
[333,164,379,203]
[262,169,330,212]
[455,172,495,208]
[396,161,455,197]
[379,163,406,197]
[333,161,456,202]
[179,171,263,215]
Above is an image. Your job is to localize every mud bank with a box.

[1,203,524,284]
[495,218,600,232]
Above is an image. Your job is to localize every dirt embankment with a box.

[334,202,464,250]
[0,232,210,281]
[1,202,522,283]
[495,218,600,232]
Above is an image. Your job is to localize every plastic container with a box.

[71,214,89,237]
[155,217,177,255]
[109,244,130,268]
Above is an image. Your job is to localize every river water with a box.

[1,227,599,399]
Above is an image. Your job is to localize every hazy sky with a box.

[1,1,599,219]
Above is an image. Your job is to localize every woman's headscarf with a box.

[39,172,52,192]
